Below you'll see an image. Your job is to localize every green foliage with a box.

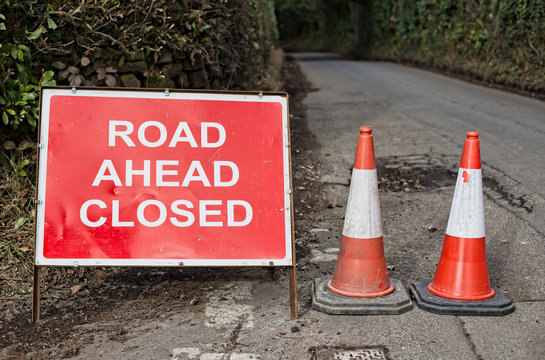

[30,0,276,89]
[0,0,278,142]
[275,0,318,40]
[0,1,280,284]
[275,0,353,51]
[365,0,545,92]
[0,8,56,140]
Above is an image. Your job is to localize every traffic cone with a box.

[312,127,412,315]
[410,132,514,315]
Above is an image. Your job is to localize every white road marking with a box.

[200,354,223,360]
[204,282,254,329]
[310,248,339,263]
[171,347,201,359]
[230,354,261,359]
[171,348,261,360]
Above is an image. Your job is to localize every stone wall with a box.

[49,0,280,91]
[56,47,210,89]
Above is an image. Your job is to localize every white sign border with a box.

[35,88,293,267]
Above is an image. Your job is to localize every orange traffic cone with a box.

[312,127,412,315]
[411,132,514,315]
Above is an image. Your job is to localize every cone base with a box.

[428,282,495,301]
[410,280,515,316]
[311,277,413,315]
[328,279,395,298]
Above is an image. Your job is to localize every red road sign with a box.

[35,88,293,266]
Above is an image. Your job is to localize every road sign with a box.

[35,88,293,267]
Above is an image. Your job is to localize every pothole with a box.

[374,155,534,213]
[309,346,390,360]
[376,155,455,192]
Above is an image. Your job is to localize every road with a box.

[291,52,545,359]
[295,53,545,225]
[4,53,544,360]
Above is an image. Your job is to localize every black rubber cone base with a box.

[410,280,515,316]
[311,277,413,315]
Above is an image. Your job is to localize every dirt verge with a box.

[0,58,324,360]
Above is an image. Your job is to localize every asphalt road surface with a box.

[291,52,545,359]
[5,53,544,360]
[294,53,545,229]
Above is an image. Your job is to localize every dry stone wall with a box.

[46,0,279,91]
[53,47,209,89]
[1,0,280,140]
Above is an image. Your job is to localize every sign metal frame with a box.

[32,86,298,321]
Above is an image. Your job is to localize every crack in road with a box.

[223,316,246,360]
[457,318,484,360]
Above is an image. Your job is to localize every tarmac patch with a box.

[376,155,455,192]
[171,347,260,359]
[376,154,534,212]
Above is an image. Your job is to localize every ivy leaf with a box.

[51,61,66,70]
[47,17,57,30]
[17,159,30,168]
[67,66,80,74]
[2,111,8,125]
[28,117,36,128]
[96,68,106,80]
[42,79,56,87]
[40,70,56,86]
[69,74,84,87]
[27,26,44,40]
[58,69,70,80]
[0,23,6,31]
[14,217,27,229]
[16,63,29,85]
[105,74,117,87]
[2,140,16,150]
[117,56,125,69]
[18,140,34,150]
[21,93,36,101]
[80,56,90,66]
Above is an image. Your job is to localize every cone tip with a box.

[460,131,481,169]
[360,126,372,134]
[354,126,376,169]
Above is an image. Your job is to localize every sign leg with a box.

[32,265,41,323]
[289,264,298,319]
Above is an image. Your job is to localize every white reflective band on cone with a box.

[342,168,383,239]
[446,168,485,238]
